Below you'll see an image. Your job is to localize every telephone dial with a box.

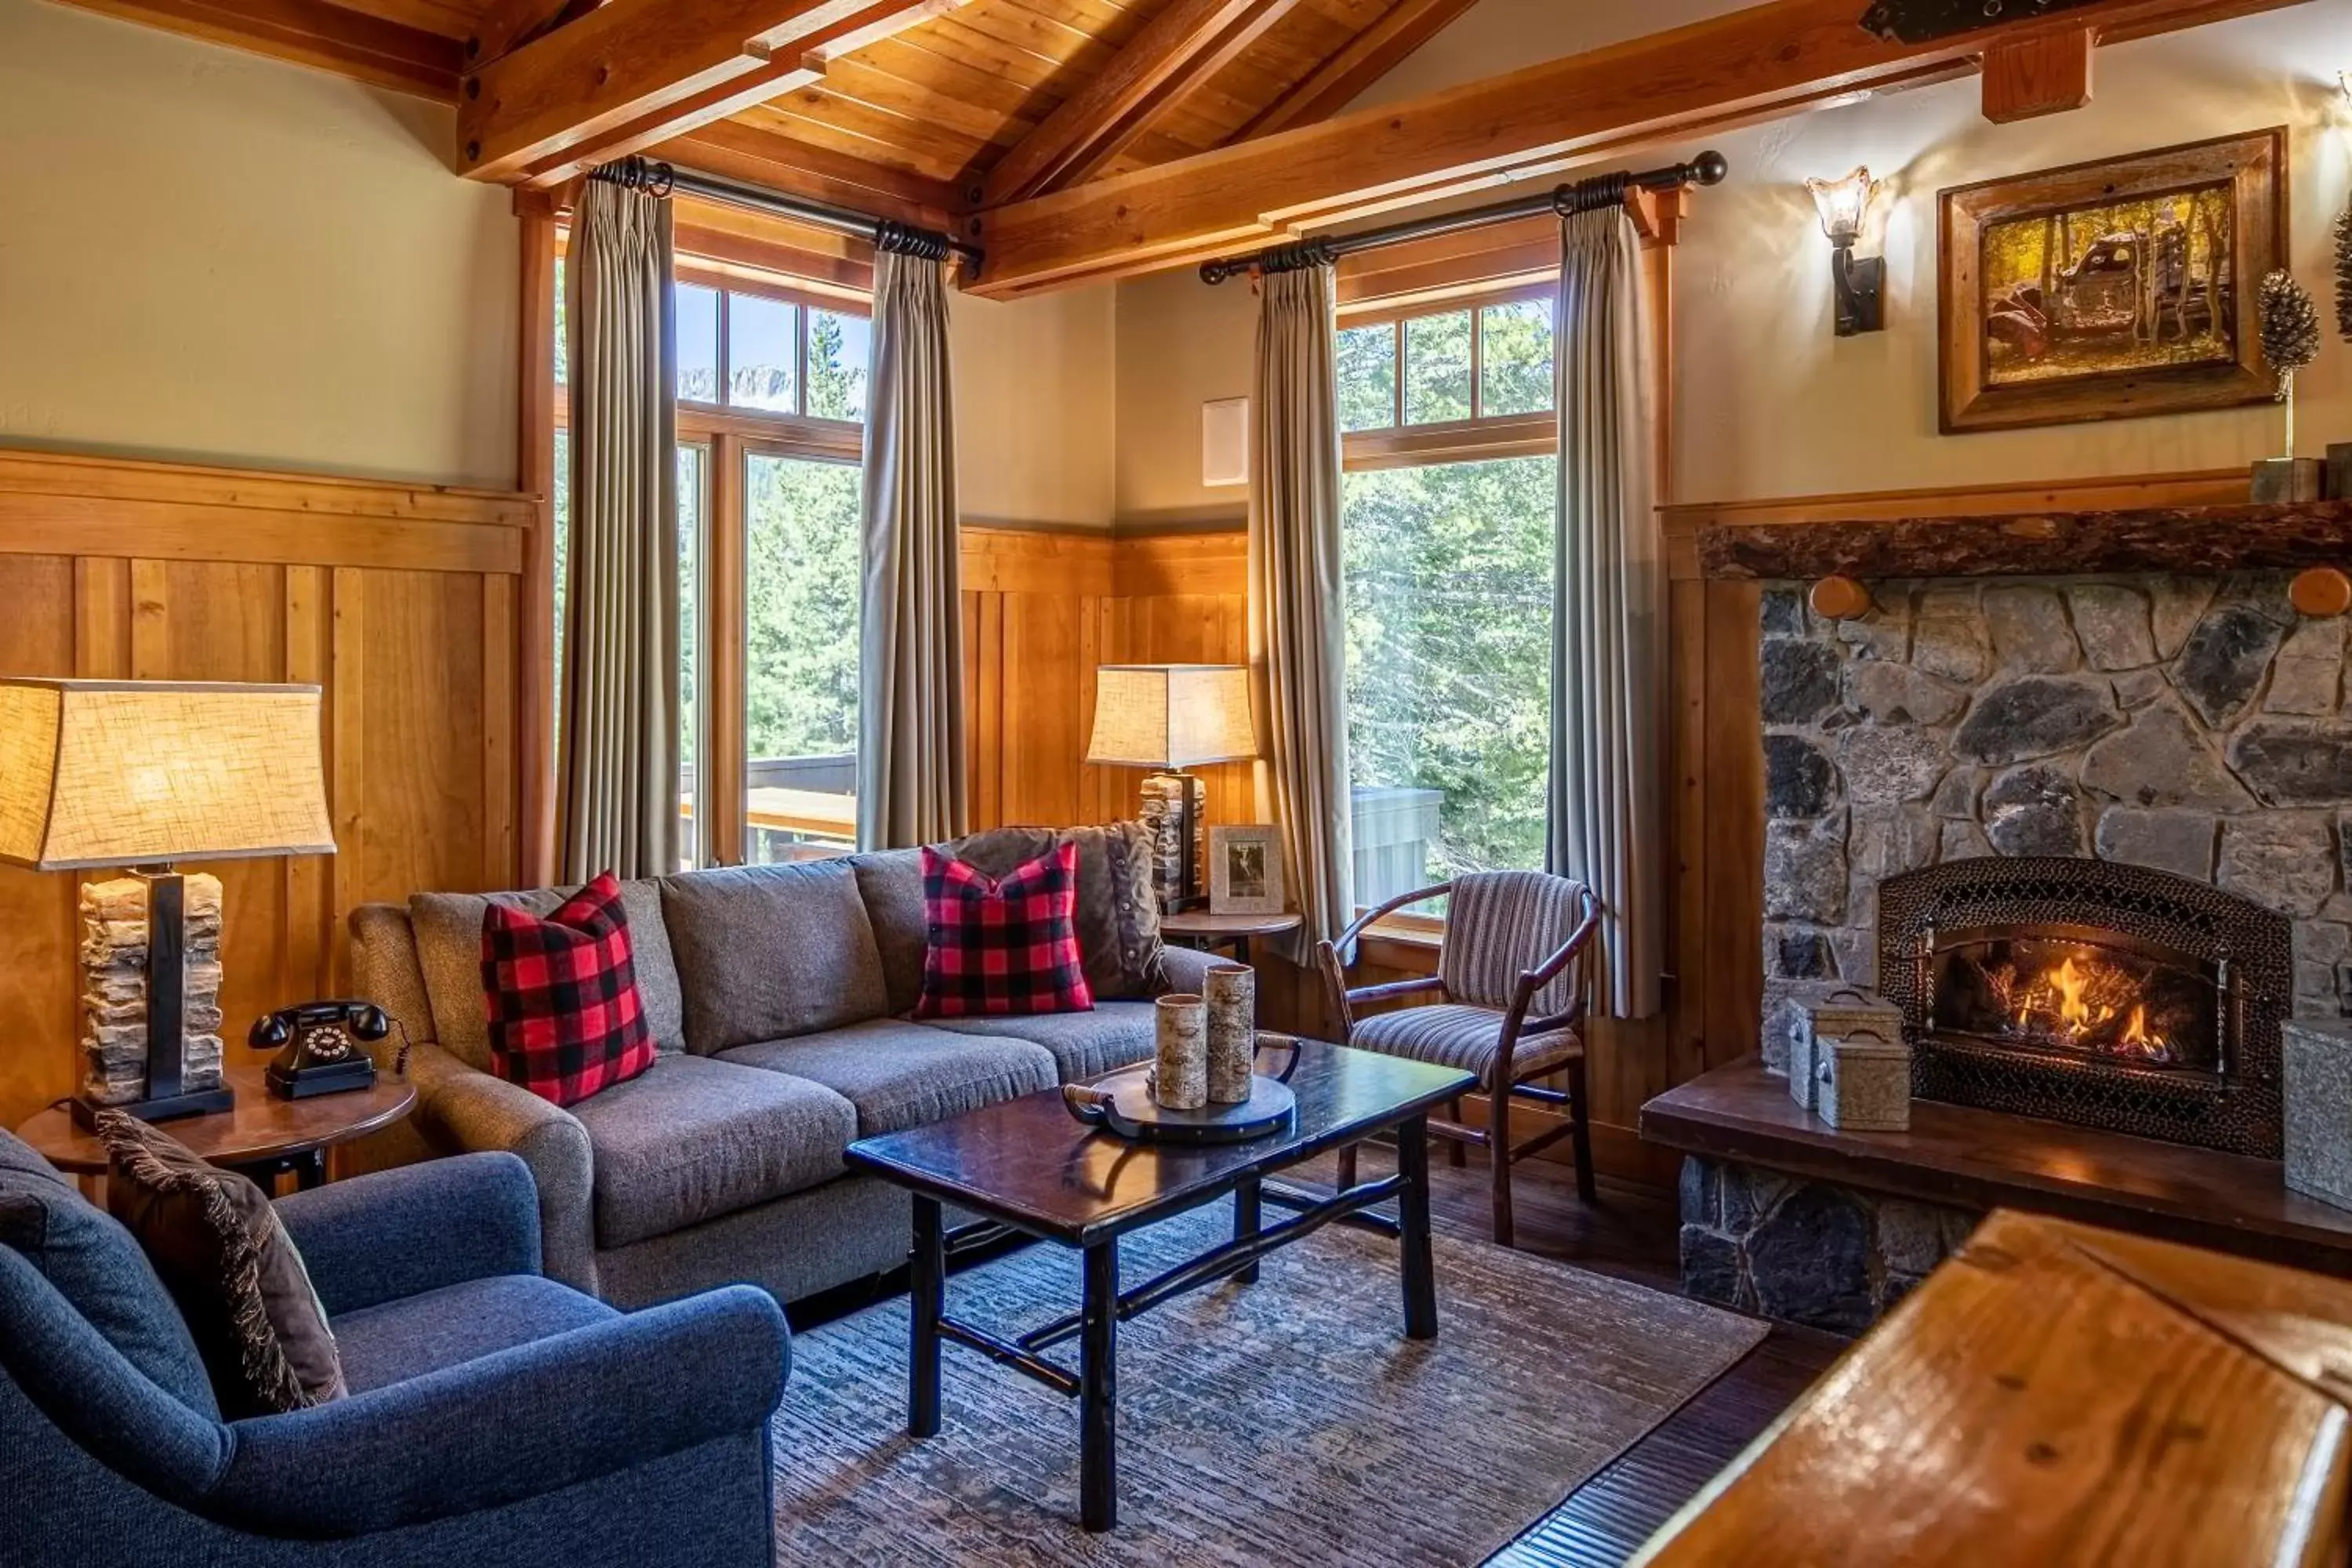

[248,1001,393,1100]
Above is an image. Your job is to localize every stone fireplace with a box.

[1653,506,2352,1332]
[1755,569,2346,1126]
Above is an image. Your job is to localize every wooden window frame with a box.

[1338,281,1555,469]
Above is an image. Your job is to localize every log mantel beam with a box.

[964,0,2310,298]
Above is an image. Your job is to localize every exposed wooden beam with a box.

[53,0,462,100]
[466,0,604,69]
[1980,27,2096,122]
[967,0,2310,299]
[654,120,962,232]
[1235,0,1484,141]
[458,0,950,183]
[979,0,1302,206]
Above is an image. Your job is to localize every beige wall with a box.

[1108,3,2352,510]
[0,0,519,488]
[1112,267,1258,527]
[950,284,1120,528]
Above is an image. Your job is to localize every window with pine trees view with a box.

[555,260,869,869]
[1335,294,1558,914]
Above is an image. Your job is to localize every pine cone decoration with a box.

[2335,203,2352,341]
[2259,269,2320,399]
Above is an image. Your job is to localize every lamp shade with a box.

[1805,166,1879,241]
[0,680,336,869]
[1083,665,1257,770]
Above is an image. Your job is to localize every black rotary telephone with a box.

[249,1001,391,1100]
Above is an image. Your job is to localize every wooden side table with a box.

[1160,909,1304,966]
[17,1058,416,1191]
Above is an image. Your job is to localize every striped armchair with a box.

[1315,872,1602,1247]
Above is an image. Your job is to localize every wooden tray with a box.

[1062,1062,1297,1144]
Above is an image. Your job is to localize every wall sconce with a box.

[1806,166,1886,337]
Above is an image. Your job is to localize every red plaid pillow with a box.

[914,841,1094,1020]
[480,872,655,1107]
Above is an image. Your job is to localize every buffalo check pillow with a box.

[481,871,655,1107]
[914,840,1094,1019]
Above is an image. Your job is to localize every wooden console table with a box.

[1634,1210,2352,1566]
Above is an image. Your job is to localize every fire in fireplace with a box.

[1878,858,2286,1158]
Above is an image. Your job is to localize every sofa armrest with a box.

[405,1041,598,1294]
[273,1152,540,1316]
[210,1285,786,1538]
[1159,943,1224,995]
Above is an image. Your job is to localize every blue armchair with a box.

[0,1130,788,1567]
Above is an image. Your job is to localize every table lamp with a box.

[1083,664,1257,910]
[0,680,335,1127]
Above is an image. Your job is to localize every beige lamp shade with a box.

[0,680,336,869]
[1084,665,1258,770]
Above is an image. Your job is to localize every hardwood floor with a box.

[790,1145,1844,1567]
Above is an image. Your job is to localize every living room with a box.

[6,0,2352,1562]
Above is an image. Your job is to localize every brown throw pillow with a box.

[96,1112,346,1419]
[950,823,1170,1000]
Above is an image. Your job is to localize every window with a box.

[1334,291,1560,916]
[551,249,871,870]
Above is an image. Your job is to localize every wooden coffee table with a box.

[844,1036,1476,1532]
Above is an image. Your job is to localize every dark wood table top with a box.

[1160,909,1304,939]
[17,1058,417,1175]
[847,1037,1474,1245]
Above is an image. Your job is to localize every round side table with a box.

[18,1058,417,1191]
[1160,909,1304,966]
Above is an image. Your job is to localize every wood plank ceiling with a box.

[64,0,1464,212]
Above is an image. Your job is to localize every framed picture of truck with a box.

[1938,129,2285,434]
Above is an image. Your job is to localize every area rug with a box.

[770,1199,1766,1566]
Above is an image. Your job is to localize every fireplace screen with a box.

[1926,924,2227,1076]
[1878,858,2286,1158]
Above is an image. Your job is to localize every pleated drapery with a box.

[557,176,679,882]
[1547,205,1664,1020]
[1247,265,1353,959]
[856,248,967,851]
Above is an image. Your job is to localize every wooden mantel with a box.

[1695,499,2352,583]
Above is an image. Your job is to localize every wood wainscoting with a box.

[0,448,532,1133]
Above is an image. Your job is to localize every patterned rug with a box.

[770,1198,1766,1566]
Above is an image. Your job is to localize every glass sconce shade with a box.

[1806,167,1880,243]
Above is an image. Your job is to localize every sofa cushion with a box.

[0,1130,219,1417]
[923,1002,1160,1083]
[411,879,686,1069]
[718,1021,1056,1136]
[569,1054,858,1249]
[847,849,926,1017]
[953,824,1170,1000]
[481,872,658,1109]
[660,862,890,1052]
[333,1274,616,1394]
[914,841,1094,1021]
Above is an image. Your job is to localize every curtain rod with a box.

[1196,152,1729,285]
[590,156,983,272]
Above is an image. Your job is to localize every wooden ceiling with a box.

[55,0,2318,298]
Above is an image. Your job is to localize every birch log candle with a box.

[1153,994,1208,1110]
[1204,964,1255,1103]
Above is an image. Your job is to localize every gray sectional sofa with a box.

[350,846,1214,1309]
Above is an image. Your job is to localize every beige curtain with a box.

[1548,205,1663,1019]
[557,176,678,882]
[1248,265,1352,958]
[857,247,967,850]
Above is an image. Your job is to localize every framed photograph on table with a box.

[1208,825,1284,916]
[1938,128,2285,434]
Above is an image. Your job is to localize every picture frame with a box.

[1207,824,1284,917]
[1938,128,2286,434]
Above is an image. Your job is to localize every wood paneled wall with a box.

[0,448,532,1132]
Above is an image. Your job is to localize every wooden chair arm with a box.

[1317,882,1454,1041]
[1494,891,1604,1084]
[1330,881,1454,955]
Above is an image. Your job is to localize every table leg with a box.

[1080,1238,1120,1531]
[295,1149,328,1190]
[910,1195,944,1439]
[1234,1171,1261,1285]
[1398,1112,1438,1341]
[1232,935,1252,966]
